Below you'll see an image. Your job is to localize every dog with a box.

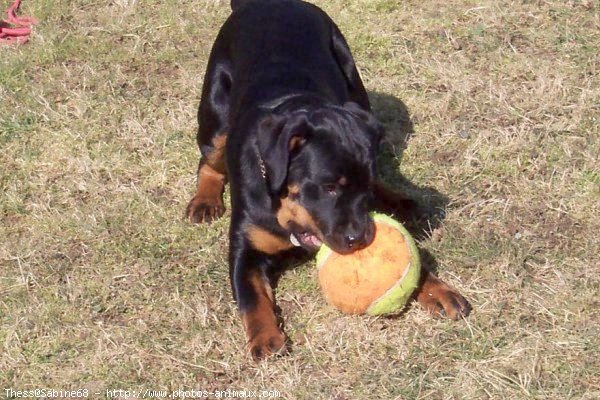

[186,0,471,361]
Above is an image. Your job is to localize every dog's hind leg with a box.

[331,22,371,110]
[186,52,233,223]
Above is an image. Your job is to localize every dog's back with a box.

[221,0,350,110]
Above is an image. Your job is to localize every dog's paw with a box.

[417,281,471,320]
[247,329,287,361]
[186,196,225,224]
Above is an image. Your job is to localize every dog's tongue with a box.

[307,234,322,247]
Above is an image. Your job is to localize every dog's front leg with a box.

[414,269,471,319]
[229,226,287,361]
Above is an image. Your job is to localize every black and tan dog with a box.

[186,0,470,361]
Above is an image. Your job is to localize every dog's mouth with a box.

[289,230,323,251]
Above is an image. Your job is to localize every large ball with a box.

[316,213,421,316]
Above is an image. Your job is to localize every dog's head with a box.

[257,101,383,255]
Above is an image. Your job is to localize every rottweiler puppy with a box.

[186,0,471,361]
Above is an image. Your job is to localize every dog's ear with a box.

[256,112,309,195]
[343,101,384,145]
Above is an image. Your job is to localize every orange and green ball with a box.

[316,213,421,316]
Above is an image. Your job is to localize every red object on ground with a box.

[0,0,37,45]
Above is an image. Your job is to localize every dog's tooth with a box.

[290,234,301,247]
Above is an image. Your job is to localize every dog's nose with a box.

[345,234,357,247]
[342,219,375,252]
[344,233,365,250]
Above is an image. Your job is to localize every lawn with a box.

[1,0,598,399]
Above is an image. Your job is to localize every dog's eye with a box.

[322,183,338,196]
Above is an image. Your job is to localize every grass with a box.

[1,0,599,398]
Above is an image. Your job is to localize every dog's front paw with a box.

[247,329,287,361]
[186,196,225,224]
[416,277,471,320]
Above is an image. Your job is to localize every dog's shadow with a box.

[369,91,448,252]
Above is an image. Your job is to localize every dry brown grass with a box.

[1,0,599,399]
